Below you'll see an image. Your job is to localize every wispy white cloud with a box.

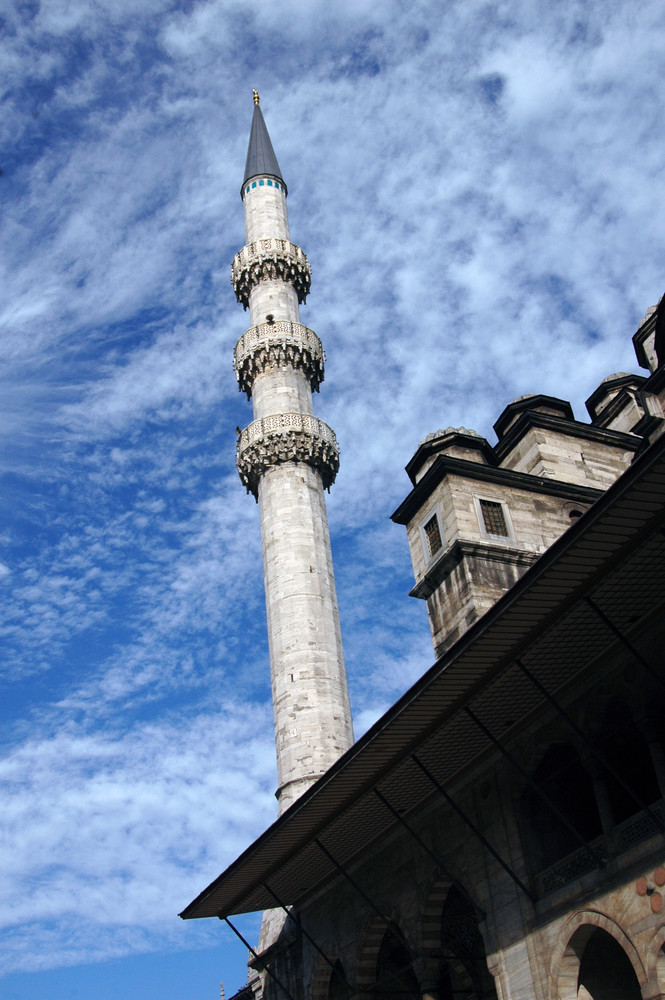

[0,705,276,971]
[2,0,665,993]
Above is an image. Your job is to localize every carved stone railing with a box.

[234,322,325,398]
[533,801,665,896]
[615,800,664,852]
[231,239,311,309]
[534,841,602,896]
[236,412,339,497]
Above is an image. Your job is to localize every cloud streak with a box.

[2,0,665,995]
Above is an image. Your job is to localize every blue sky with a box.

[2,1,664,998]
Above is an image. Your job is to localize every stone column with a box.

[233,104,353,814]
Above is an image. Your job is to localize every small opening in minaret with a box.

[266,313,274,324]
[423,514,443,557]
[479,499,508,536]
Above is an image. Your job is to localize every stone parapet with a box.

[231,238,311,309]
[234,322,325,398]
[237,412,339,496]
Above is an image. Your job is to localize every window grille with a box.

[423,514,443,557]
[480,499,508,536]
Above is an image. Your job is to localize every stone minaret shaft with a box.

[232,94,353,814]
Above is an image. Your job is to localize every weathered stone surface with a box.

[233,108,352,821]
[234,321,324,398]
[231,238,311,309]
[236,412,340,498]
[258,618,665,1000]
[243,179,290,244]
[403,468,600,653]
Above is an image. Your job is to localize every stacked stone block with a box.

[233,100,353,814]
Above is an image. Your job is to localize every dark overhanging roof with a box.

[493,394,574,440]
[391,453,604,526]
[493,410,640,464]
[242,102,286,194]
[180,432,665,922]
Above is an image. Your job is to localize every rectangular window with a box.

[479,499,508,536]
[423,513,443,558]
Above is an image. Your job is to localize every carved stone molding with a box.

[234,322,325,398]
[231,239,311,309]
[236,412,339,497]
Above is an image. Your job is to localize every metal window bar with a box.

[223,916,297,1000]
[262,883,355,994]
[479,500,508,536]
[584,595,662,682]
[373,787,485,921]
[314,839,416,960]
[514,658,665,834]
[464,705,603,867]
[424,515,443,556]
[410,753,534,902]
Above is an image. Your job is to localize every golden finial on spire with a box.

[253,89,260,105]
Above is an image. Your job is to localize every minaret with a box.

[232,92,353,814]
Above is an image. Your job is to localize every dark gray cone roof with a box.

[242,103,286,193]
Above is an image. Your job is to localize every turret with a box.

[232,94,353,814]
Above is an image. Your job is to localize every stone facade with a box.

[207,305,665,1000]
[251,596,665,1000]
[392,311,665,658]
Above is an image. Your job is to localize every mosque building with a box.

[181,96,665,1000]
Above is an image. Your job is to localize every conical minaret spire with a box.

[242,92,286,195]
[232,94,353,814]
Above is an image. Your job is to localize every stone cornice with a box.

[410,539,539,600]
[633,306,657,372]
[236,412,339,497]
[231,239,311,309]
[234,322,325,398]
[391,455,605,525]
[494,410,640,465]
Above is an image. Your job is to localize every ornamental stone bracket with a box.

[234,321,325,398]
[231,239,311,309]
[236,412,340,498]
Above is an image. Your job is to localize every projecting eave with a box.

[390,453,604,526]
[180,432,665,922]
[493,410,640,464]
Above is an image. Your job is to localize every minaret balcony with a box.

[231,238,311,309]
[234,321,325,398]
[236,412,340,497]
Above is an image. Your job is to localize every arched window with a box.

[328,960,350,1000]
[438,887,497,1000]
[577,928,642,1000]
[595,698,660,825]
[522,743,602,871]
[374,924,420,1000]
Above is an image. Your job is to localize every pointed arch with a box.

[646,925,665,1000]
[375,924,420,1000]
[355,912,419,1000]
[522,742,602,873]
[419,871,457,959]
[550,911,646,1000]
[419,871,497,1000]
[311,955,351,1000]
